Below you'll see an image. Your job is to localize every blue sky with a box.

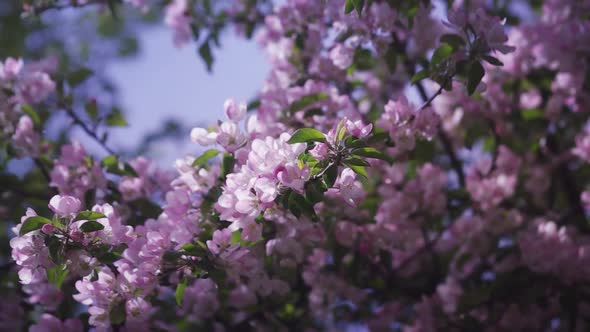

[103,26,268,165]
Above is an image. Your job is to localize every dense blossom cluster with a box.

[3,0,590,331]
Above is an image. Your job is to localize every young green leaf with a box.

[482,55,503,66]
[192,149,220,168]
[289,93,328,113]
[75,211,107,221]
[431,44,454,66]
[199,41,213,72]
[79,220,105,232]
[221,154,236,178]
[101,155,118,168]
[352,147,392,163]
[467,61,485,95]
[439,34,465,50]
[67,67,93,86]
[46,265,69,290]
[231,230,242,244]
[19,216,52,236]
[105,108,128,127]
[176,278,187,306]
[85,101,99,120]
[344,163,368,179]
[343,157,370,167]
[21,105,41,127]
[411,69,429,85]
[287,128,326,144]
[344,0,364,15]
[97,251,122,264]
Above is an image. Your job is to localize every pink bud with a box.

[41,224,55,234]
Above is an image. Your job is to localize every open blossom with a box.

[6,1,590,331]
[48,195,82,217]
[216,133,309,240]
[329,43,354,69]
[179,279,219,321]
[50,141,106,199]
[10,208,53,285]
[378,95,440,151]
[436,277,462,314]
[11,115,40,156]
[224,98,247,122]
[573,126,590,163]
[334,168,365,206]
[0,57,23,80]
[29,314,83,332]
[165,0,192,47]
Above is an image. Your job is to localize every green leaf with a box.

[439,34,466,50]
[482,55,503,66]
[431,44,454,66]
[75,211,107,221]
[324,164,339,187]
[45,235,62,264]
[344,0,364,15]
[105,107,128,127]
[288,191,316,220]
[118,37,138,57]
[122,163,138,177]
[353,147,392,163]
[247,100,260,111]
[181,243,206,256]
[411,69,429,85]
[343,157,370,167]
[344,0,354,13]
[344,163,368,179]
[19,216,52,236]
[85,101,98,120]
[67,67,93,86]
[101,155,118,168]
[46,265,69,290]
[305,180,327,204]
[335,119,347,143]
[101,155,138,177]
[231,230,242,244]
[79,220,105,232]
[199,41,213,72]
[303,108,324,118]
[467,61,485,95]
[289,93,328,113]
[192,149,220,168]
[21,104,40,127]
[521,108,544,121]
[344,137,367,149]
[385,46,398,72]
[287,128,326,144]
[110,302,126,325]
[221,154,235,178]
[354,48,375,70]
[97,252,121,264]
[176,278,187,306]
[106,0,118,19]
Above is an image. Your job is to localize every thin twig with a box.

[415,82,466,187]
[63,106,116,155]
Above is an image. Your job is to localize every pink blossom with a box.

[224,98,247,122]
[0,57,23,80]
[48,195,82,217]
[29,314,83,332]
[165,0,192,47]
[329,44,354,69]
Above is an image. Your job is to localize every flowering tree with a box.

[2,0,590,331]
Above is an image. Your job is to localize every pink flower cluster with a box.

[6,0,590,331]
